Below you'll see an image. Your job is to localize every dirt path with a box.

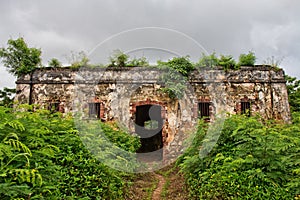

[124,164,189,200]
[151,173,166,200]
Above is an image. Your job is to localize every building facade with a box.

[15,66,291,160]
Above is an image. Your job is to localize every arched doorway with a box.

[135,104,163,159]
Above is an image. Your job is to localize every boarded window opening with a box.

[88,103,101,119]
[198,102,210,119]
[241,101,251,116]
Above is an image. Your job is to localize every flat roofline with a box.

[30,65,280,72]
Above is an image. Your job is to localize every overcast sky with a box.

[1,0,300,89]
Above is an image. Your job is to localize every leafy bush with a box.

[286,75,300,112]
[159,56,195,77]
[218,54,238,71]
[108,50,150,67]
[0,105,140,199]
[197,53,238,71]
[198,51,257,70]
[238,51,256,66]
[157,56,195,99]
[197,52,219,68]
[178,115,300,199]
[108,50,129,67]
[48,58,62,68]
[127,56,149,67]
[0,87,16,107]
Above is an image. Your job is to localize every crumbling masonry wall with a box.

[15,66,291,159]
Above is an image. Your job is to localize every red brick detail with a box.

[198,96,211,102]
[129,100,167,116]
[88,96,105,119]
[193,103,198,118]
[161,107,166,119]
[196,97,212,119]
[146,98,150,104]
[100,102,105,119]
[236,102,241,113]
[241,96,249,102]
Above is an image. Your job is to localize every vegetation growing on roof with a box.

[197,51,257,71]
[157,56,194,99]
[263,55,283,69]
[0,37,282,78]
[68,51,90,69]
[108,49,149,67]
[237,51,256,66]
[48,58,62,68]
[218,54,238,71]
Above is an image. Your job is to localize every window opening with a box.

[88,102,101,119]
[198,102,210,118]
[241,101,251,117]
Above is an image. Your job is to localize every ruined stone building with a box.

[15,66,291,160]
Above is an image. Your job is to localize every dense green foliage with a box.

[108,50,149,67]
[76,120,141,172]
[0,36,271,77]
[1,37,297,199]
[0,87,16,107]
[158,56,195,77]
[0,36,277,78]
[286,75,300,112]
[127,56,149,67]
[0,105,140,199]
[0,38,42,77]
[237,51,256,66]
[218,54,237,71]
[157,56,195,99]
[108,50,129,67]
[48,58,62,68]
[197,52,257,70]
[178,115,300,199]
[197,52,219,68]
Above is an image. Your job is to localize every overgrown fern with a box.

[179,114,300,199]
[0,105,141,199]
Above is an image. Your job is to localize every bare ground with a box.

[124,164,189,200]
[152,173,166,200]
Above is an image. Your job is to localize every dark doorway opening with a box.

[135,104,163,159]
[88,103,101,119]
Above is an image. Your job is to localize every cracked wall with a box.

[15,66,291,160]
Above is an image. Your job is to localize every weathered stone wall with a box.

[15,66,291,160]
[190,66,291,122]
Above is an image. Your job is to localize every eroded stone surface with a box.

[15,66,291,162]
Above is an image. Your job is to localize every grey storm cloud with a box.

[0,0,300,88]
